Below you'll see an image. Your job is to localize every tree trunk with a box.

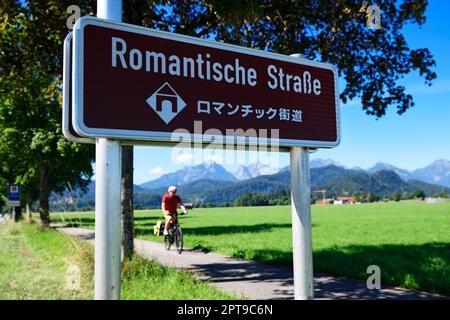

[121,145,134,259]
[39,165,50,227]
[26,189,33,222]
[11,206,22,222]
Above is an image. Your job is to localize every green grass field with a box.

[51,200,450,296]
[0,223,236,299]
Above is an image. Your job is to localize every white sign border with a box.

[63,31,95,144]
[63,33,181,147]
[72,16,341,149]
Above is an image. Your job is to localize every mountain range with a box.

[141,158,450,189]
[366,159,450,187]
[134,159,450,206]
[49,159,450,210]
[137,165,449,206]
[141,161,280,189]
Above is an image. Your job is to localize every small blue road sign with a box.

[7,184,21,206]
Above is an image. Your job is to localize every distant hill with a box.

[321,169,447,197]
[140,161,237,189]
[313,159,450,188]
[140,179,235,199]
[367,162,414,181]
[412,159,450,187]
[365,160,450,187]
[196,171,291,205]
[177,165,450,205]
[279,158,344,172]
[310,164,349,187]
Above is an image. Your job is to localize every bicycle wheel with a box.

[164,231,172,251]
[174,226,183,254]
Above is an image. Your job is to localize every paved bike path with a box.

[56,226,448,300]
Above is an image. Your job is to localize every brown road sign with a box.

[72,16,340,148]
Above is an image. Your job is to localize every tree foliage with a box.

[160,0,436,117]
[0,0,438,218]
[391,191,401,201]
[0,1,96,224]
[235,190,290,206]
[80,0,435,117]
[412,189,425,199]
[367,193,380,202]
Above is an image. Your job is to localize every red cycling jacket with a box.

[162,194,182,214]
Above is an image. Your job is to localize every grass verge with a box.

[51,201,450,295]
[0,222,236,300]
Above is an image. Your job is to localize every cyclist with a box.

[162,186,187,236]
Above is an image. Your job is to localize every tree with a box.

[391,191,401,202]
[153,0,435,118]
[95,0,438,118]
[401,191,411,200]
[3,0,436,225]
[412,189,425,200]
[121,145,134,259]
[436,191,448,198]
[117,0,169,258]
[367,193,380,203]
[0,1,96,226]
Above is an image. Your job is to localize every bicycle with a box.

[163,212,184,254]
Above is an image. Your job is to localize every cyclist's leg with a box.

[164,214,172,234]
[172,212,179,225]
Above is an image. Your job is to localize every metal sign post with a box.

[289,54,314,300]
[94,0,123,300]
[290,147,314,299]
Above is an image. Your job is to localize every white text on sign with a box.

[111,37,322,95]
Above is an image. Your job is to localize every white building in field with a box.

[425,197,448,204]
[333,197,356,205]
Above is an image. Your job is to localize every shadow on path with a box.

[54,225,450,300]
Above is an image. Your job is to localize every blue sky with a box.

[130,1,450,184]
